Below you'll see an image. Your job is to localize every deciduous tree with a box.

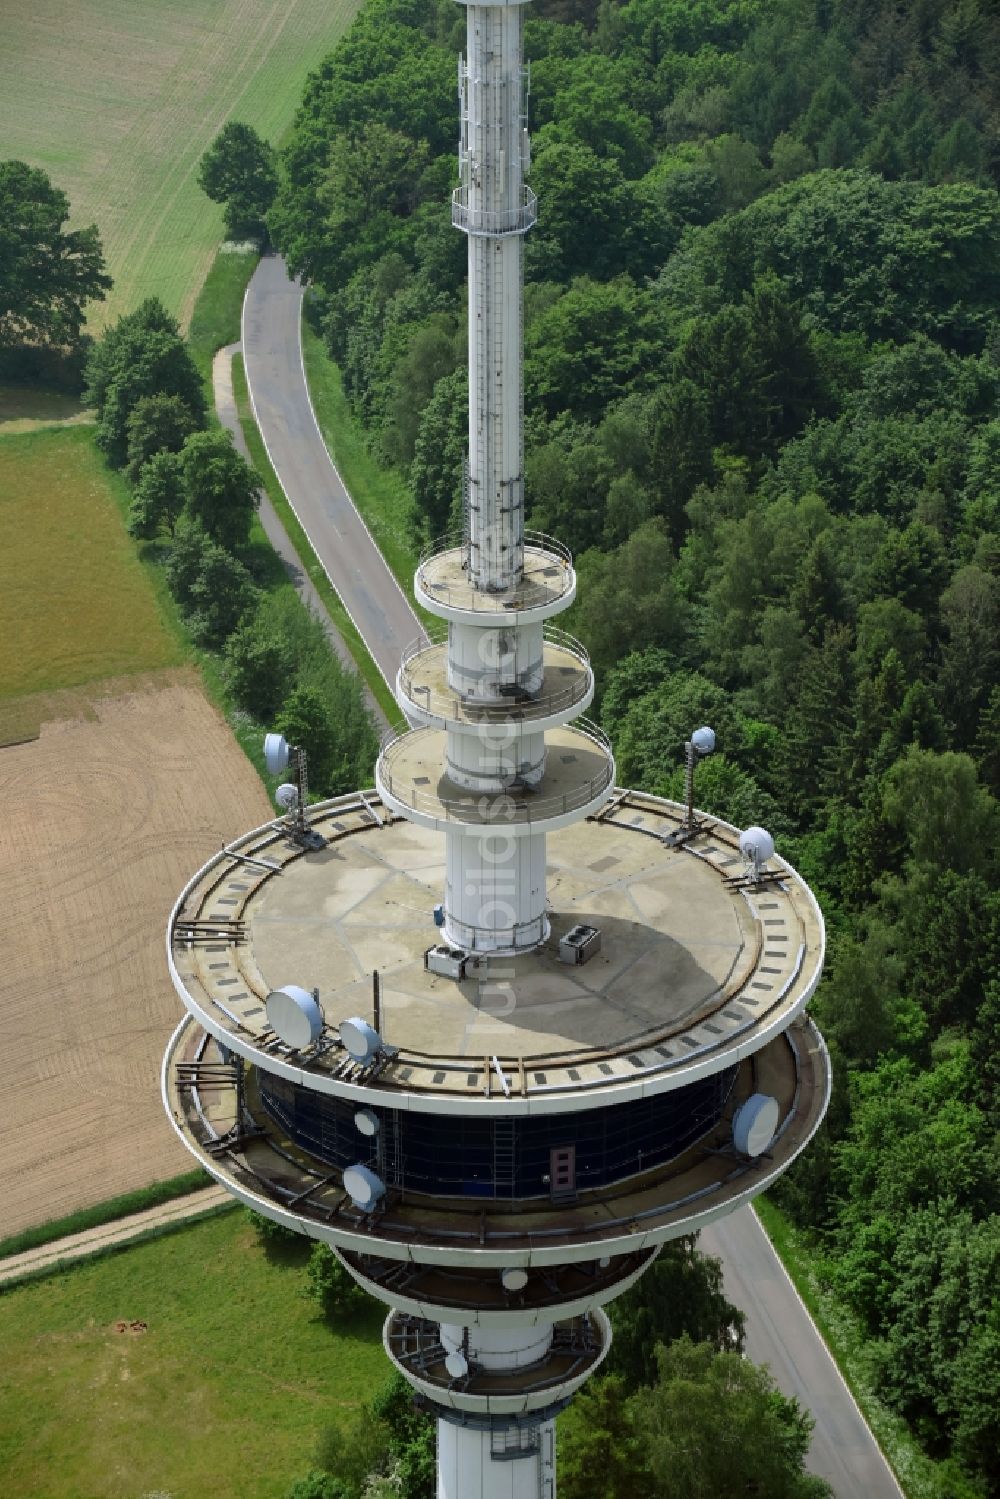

[198,121,279,243]
[0,160,111,351]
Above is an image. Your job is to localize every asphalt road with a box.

[241,254,421,696]
[241,252,904,1499]
[701,1209,903,1498]
[212,340,387,731]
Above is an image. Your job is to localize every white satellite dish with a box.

[343,1163,386,1211]
[501,1267,528,1292]
[354,1107,380,1137]
[275,782,299,811]
[740,825,775,874]
[732,1093,780,1157]
[691,725,716,756]
[340,1016,383,1064]
[264,733,290,776]
[445,1350,469,1380]
[265,985,324,1049]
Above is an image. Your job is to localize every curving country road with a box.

[241,252,904,1499]
[242,254,421,695]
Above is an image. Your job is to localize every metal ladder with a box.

[492,1115,516,1200]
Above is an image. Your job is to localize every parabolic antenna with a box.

[445,1351,469,1380]
[354,1107,380,1137]
[263,733,290,776]
[501,1267,528,1292]
[732,1093,780,1157]
[343,1163,386,1211]
[740,825,775,868]
[275,782,299,811]
[691,725,716,756]
[265,985,323,1049]
[341,1016,383,1063]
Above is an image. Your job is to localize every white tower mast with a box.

[385,0,609,959]
[162,5,831,1498]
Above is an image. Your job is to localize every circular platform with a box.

[167,787,824,1110]
[397,626,593,732]
[415,535,575,624]
[376,722,614,832]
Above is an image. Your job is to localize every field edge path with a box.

[0,1187,232,1289]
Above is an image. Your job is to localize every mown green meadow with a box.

[0,1211,387,1499]
[0,0,362,329]
[0,428,183,704]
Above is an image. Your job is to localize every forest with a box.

[264,0,1000,1493]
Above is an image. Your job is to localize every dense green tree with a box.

[607,1239,744,1389]
[559,1375,647,1499]
[305,1244,370,1318]
[178,429,260,553]
[198,121,279,242]
[527,140,671,283]
[285,1474,350,1499]
[636,1340,831,1499]
[165,518,259,648]
[126,450,184,541]
[0,160,111,351]
[938,565,1000,744]
[526,421,617,555]
[223,607,295,720]
[659,171,1000,351]
[410,367,466,537]
[525,275,665,421]
[276,684,347,794]
[572,519,687,685]
[881,745,997,876]
[561,1341,831,1499]
[124,392,201,486]
[86,299,205,467]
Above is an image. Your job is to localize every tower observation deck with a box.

[161,2,831,1494]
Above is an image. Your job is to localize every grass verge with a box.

[755,1198,976,1499]
[232,353,397,722]
[187,246,259,390]
[0,1210,386,1499]
[0,1171,213,1263]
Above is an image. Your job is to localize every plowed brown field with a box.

[0,672,271,1238]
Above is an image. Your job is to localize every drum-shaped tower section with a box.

[161,3,831,1496]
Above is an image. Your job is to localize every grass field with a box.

[0,0,362,330]
[0,428,183,704]
[0,1211,387,1499]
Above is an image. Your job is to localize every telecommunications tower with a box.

[163,2,831,1494]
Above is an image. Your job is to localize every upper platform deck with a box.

[415,535,575,625]
[168,788,824,1115]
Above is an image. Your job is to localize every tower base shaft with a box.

[438,1417,555,1499]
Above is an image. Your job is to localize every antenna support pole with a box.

[288,745,326,850]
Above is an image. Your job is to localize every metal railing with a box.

[452,185,538,238]
[376,720,614,826]
[416,528,574,613]
[398,623,593,725]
